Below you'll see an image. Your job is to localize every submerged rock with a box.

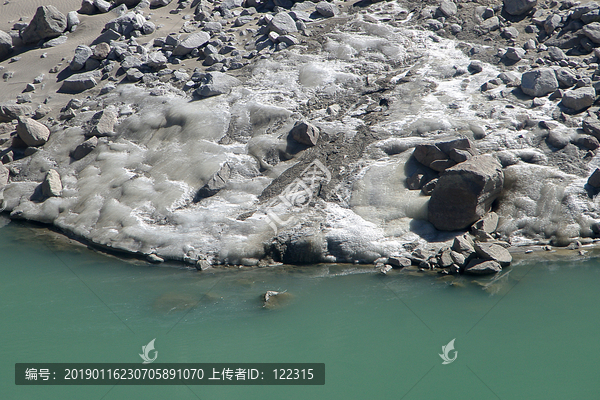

[263,290,292,309]
[428,155,504,231]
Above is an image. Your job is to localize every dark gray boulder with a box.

[0,30,13,59]
[60,72,98,93]
[71,136,98,160]
[521,68,558,97]
[465,259,502,275]
[290,121,320,146]
[561,87,596,111]
[21,6,67,44]
[428,155,504,231]
[503,0,536,16]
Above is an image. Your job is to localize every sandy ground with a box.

[0,0,206,117]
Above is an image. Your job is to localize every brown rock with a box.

[290,121,319,146]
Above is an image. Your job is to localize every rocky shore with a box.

[2,0,600,276]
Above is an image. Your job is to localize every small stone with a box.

[290,120,319,146]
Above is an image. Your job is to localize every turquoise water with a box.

[1,220,599,399]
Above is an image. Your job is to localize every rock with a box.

[438,249,454,268]
[0,163,8,188]
[150,0,173,7]
[315,1,339,17]
[42,169,62,198]
[421,178,437,195]
[450,251,465,266]
[92,29,121,45]
[547,130,569,149]
[105,12,146,36]
[71,136,98,160]
[92,42,111,59]
[79,0,98,15]
[91,109,117,137]
[121,55,143,70]
[545,14,562,34]
[42,35,67,48]
[290,120,320,146]
[428,155,504,231]
[377,264,392,275]
[502,27,519,40]
[94,0,112,13]
[520,68,558,97]
[407,173,425,190]
[561,87,596,111]
[278,35,299,47]
[465,259,502,275]
[583,117,600,139]
[452,233,475,255]
[583,22,600,44]
[147,254,164,263]
[194,163,230,200]
[480,16,499,31]
[263,290,291,308]
[438,0,457,17]
[574,134,600,150]
[413,143,447,167]
[195,259,212,270]
[588,168,600,188]
[67,11,80,32]
[504,47,525,61]
[21,6,67,44]
[0,104,32,122]
[60,72,97,93]
[16,117,50,147]
[196,71,242,98]
[474,242,512,267]
[472,212,499,234]
[468,60,483,73]
[71,45,93,71]
[503,0,537,16]
[547,46,566,61]
[556,68,576,88]
[172,32,210,56]
[269,12,297,35]
[147,52,168,69]
[0,30,13,60]
[387,256,411,268]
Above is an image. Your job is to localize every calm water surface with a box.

[1,220,599,399]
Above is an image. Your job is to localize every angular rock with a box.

[60,72,97,93]
[561,87,596,111]
[146,52,168,69]
[452,233,475,255]
[0,30,13,60]
[556,68,576,89]
[92,29,121,45]
[588,168,600,188]
[547,46,566,61]
[194,163,230,200]
[21,6,67,44]
[16,117,50,147]
[505,47,525,61]
[196,71,241,98]
[387,256,411,268]
[520,68,558,97]
[472,212,499,234]
[94,0,111,13]
[428,155,504,231]
[0,104,33,122]
[269,12,297,35]
[465,259,502,275]
[290,120,319,146]
[42,169,62,198]
[315,1,339,17]
[503,0,536,16]
[583,117,600,139]
[438,0,457,17]
[71,136,98,160]
[574,134,600,150]
[583,22,600,44]
[79,0,98,14]
[413,143,447,167]
[0,163,8,190]
[474,242,512,267]
[407,173,425,190]
[71,45,93,71]
[150,0,173,7]
[67,11,80,32]
[91,110,117,137]
[172,32,210,56]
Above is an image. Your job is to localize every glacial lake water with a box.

[1,219,599,399]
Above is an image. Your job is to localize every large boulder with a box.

[474,242,512,267]
[561,87,596,111]
[583,22,600,44]
[0,104,33,122]
[21,6,67,44]
[520,68,558,97]
[172,32,210,56]
[428,155,504,231]
[16,117,50,147]
[268,12,298,35]
[503,0,537,16]
[465,259,502,275]
[60,72,98,93]
[0,30,13,59]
